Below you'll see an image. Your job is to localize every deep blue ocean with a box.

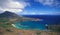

[22,15,60,25]
[14,15,60,30]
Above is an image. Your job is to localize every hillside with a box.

[0,11,21,18]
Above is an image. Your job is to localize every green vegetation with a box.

[48,25,60,32]
[0,18,9,22]
[6,29,13,32]
[36,32,41,35]
[0,23,13,28]
[0,18,13,28]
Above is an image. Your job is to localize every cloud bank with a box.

[35,0,60,7]
[0,0,29,13]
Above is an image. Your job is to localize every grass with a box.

[0,18,13,28]
[0,23,13,28]
[0,19,9,22]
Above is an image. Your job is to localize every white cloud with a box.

[35,0,60,7]
[0,0,29,13]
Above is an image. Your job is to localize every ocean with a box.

[22,15,60,25]
[14,21,46,30]
[13,15,60,30]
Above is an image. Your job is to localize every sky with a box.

[0,0,60,15]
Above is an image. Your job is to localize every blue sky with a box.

[19,0,60,15]
[0,0,60,15]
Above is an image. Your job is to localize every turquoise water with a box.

[14,21,47,30]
